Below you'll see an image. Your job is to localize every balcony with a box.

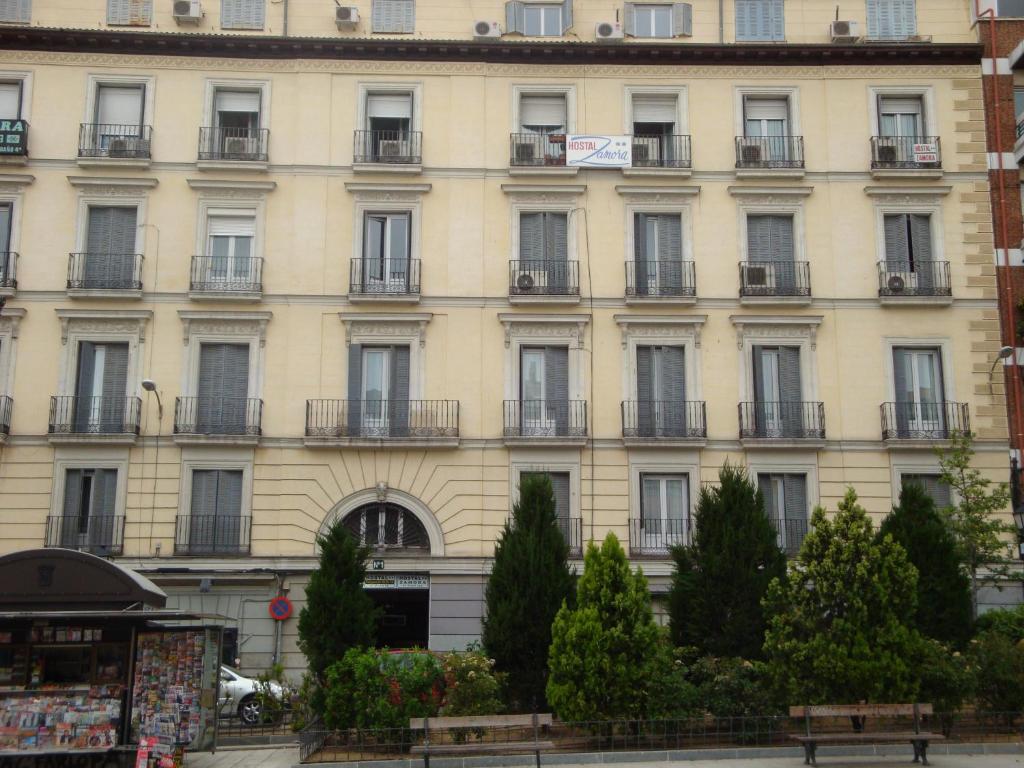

[625,134,692,177]
[509,133,575,176]
[772,517,808,557]
[67,253,144,298]
[878,261,952,304]
[0,395,11,439]
[174,396,262,445]
[558,516,583,557]
[738,261,811,304]
[880,401,969,443]
[870,136,942,178]
[735,136,804,175]
[48,396,142,444]
[197,127,268,168]
[629,518,691,557]
[503,399,587,446]
[45,515,124,556]
[625,260,696,304]
[353,130,422,172]
[621,400,707,445]
[0,251,17,296]
[738,401,826,445]
[508,260,580,304]
[77,124,152,166]
[304,399,460,447]
[174,515,251,556]
[189,255,263,301]
[349,258,421,303]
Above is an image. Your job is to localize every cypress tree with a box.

[877,482,973,646]
[667,463,787,658]
[482,473,574,712]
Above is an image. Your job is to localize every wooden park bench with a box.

[789,704,944,766]
[409,714,554,768]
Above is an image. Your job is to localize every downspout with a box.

[718,0,724,42]
[283,0,288,36]
[272,573,287,667]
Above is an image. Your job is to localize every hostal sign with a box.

[0,120,27,156]
[565,135,632,168]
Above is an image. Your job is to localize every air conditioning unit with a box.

[829,19,859,42]
[473,20,501,38]
[631,141,659,166]
[107,137,136,157]
[377,139,406,160]
[513,142,536,164]
[595,21,624,40]
[740,143,762,164]
[336,6,359,27]
[173,0,202,23]
[223,137,252,157]
[515,273,536,292]
[877,144,899,163]
[887,274,906,293]
[745,265,768,286]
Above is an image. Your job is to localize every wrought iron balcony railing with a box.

[198,126,269,162]
[625,260,696,298]
[174,396,263,437]
[738,401,826,440]
[870,136,941,169]
[78,124,153,159]
[190,255,263,294]
[735,135,804,169]
[45,515,124,556]
[880,401,969,440]
[558,516,582,556]
[509,132,566,166]
[353,130,423,164]
[629,518,691,557]
[305,399,459,439]
[67,253,143,291]
[630,134,691,169]
[503,399,587,439]
[878,260,951,297]
[349,258,421,296]
[509,260,579,297]
[621,400,707,440]
[0,251,16,289]
[772,517,808,557]
[49,396,142,436]
[738,261,811,298]
[0,395,12,435]
[175,514,251,555]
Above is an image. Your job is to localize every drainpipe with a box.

[283,0,289,36]
[718,0,724,42]
[272,573,287,667]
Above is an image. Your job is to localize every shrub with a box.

[974,605,1024,643]
[441,648,504,717]
[290,671,321,732]
[253,663,296,725]
[686,656,781,717]
[916,639,975,736]
[969,631,1024,716]
[647,643,701,720]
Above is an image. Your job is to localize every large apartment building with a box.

[0,0,1013,675]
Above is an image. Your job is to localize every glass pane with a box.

[879,114,897,136]
[232,236,252,278]
[524,5,542,34]
[210,236,229,277]
[642,477,661,523]
[653,5,671,37]
[388,215,409,267]
[761,350,781,401]
[522,350,544,402]
[542,5,561,34]
[665,478,685,521]
[915,352,938,404]
[745,118,763,137]
[362,349,387,416]
[635,7,653,36]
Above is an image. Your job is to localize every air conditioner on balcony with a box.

[746,265,768,286]
[595,21,623,40]
[223,137,252,156]
[741,143,762,164]
[336,6,359,27]
[829,19,859,42]
[377,139,406,160]
[173,0,202,23]
[473,20,501,38]
[515,273,536,292]
[887,274,906,293]
[631,142,658,166]
[513,142,536,164]
[877,144,898,163]
[107,137,136,157]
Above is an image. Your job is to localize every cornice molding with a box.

[615,185,700,197]
[186,179,277,193]
[502,184,586,196]
[67,175,158,189]
[0,173,32,187]
[54,309,152,345]
[338,311,433,347]
[730,314,824,350]
[728,185,814,197]
[498,312,590,349]
[613,314,707,348]
[177,310,273,346]
[864,185,953,197]
[0,307,25,339]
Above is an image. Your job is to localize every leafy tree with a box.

[298,520,379,685]
[763,489,923,704]
[546,533,663,720]
[668,464,787,658]
[938,431,1015,618]
[482,473,574,711]
[969,630,1024,716]
[877,482,973,646]
[974,604,1024,642]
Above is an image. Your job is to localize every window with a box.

[197,343,251,434]
[371,0,415,32]
[346,344,410,436]
[866,0,916,39]
[735,0,783,41]
[744,214,797,293]
[107,0,152,25]
[636,345,686,435]
[60,469,119,553]
[204,214,257,287]
[519,94,567,135]
[520,345,569,435]
[638,474,689,552]
[89,84,146,155]
[506,0,572,34]
[203,87,265,161]
[883,213,935,283]
[0,81,22,119]
[72,342,129,432]
[0,0,30,23]
[189,469,244,553]
[1015,87,1024,119]
[523,471,573,544]
[878,96,923,139]
[362,212,411,289]
[631,93,682,166]
[221,0,265,29]
[630,4,671,36]
[0,202,13,280]
[892,346,945,435]
[743,97,788,139]
[634,213,683,293]
[362,92,413,160]
[519,211,568,262]
[77,206,139,289]
[757,473,807,555]
[213,88,261,135]
[342,502,429,549]
[750,345,802,437]
[900,473,952,509]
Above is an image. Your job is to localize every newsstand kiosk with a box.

[0,548,223,767]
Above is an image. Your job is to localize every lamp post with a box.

[988,345,1016,396]
[141,378,163,421]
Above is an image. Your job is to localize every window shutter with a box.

[640,475,659,525]
[545,345,569,434]
[549,472,570,522]
[190,470,218,551]
[0,203,12,255]
[623,2,636,34]
[752,345,765,404]
[769,0,783,40]
[76,342,97,403]
[909,214,932,261]
[111,207,138,258]
[216,470,243,517]
[884,214,910,269]
[636,346,653,402]
[546,212,568,262]
[0,0,30,23]
[657,214,682,261]
[661,346,686,434]
[87,207,112,255]
[222,0,264,29]
[735,0,752,39]
[519,213,543,262]
[903,473,952,509]
[373,0,414,32]
[672,2,692,35]
[779,346,803,434]
[561,0,572,32]
[782,474,807,541]
[757,474,777,523]
[866,0,880,36]
[746,215,771,262]
[892,347,911,409]
[347,344,363,434]
[505,0,525,33]
[107,0,152,25]
[773,215,794,261]
[94,469,118,517]
[62,470,84,548]
[101,343,129,431]
[388,345,411,436]
[895,0,916,37]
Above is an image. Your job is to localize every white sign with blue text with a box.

[565,135,632,168]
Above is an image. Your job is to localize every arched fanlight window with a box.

[341,502,430,551]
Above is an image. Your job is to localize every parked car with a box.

[217,665,286,725]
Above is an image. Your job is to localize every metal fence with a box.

[625,260,696,298]
[190,255,263,294]
[305,399,460,439]
[174,396,263,436]
[881,401,970,440]
[67,252,143,290]
[621,400,707,439]
[503,400,588,439]
[0,251,17,288]
[739,261,811,297]
[630,134,691,168]
[870,135,941,169]
[48,395,142,435]
[509,260,580,297]
[175,514,252,555]
[628,518,691,555]
[878,260,951,297]
[198,126,269,162]
[349,258,421,296]
[44,514,125,556]
[0,395,12,435]
[78,123,153,158]
[735,135,804,169]
[738,401,826,440]
[354,130,423,164]
[509,132,566,166]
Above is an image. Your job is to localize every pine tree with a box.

[763,489,922,704]
[546,533,663,721]
[667,463,787,658]
[298,520,379,681]
[877,482,973,646]
[482,473,574,712]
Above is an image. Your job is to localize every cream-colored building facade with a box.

[0,0,1011,676]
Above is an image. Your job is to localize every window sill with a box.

[622,437,707,448]
[621,167,693,178]
[47,433,139,446]
[304,436,459,449]
[870,167,943,180]
[196,159,269,173]
[508,166,579,177]
[0,154,27,166]
[502,436,588,448]
[735,167,805,179]
[76,156,152,170]
[188,290,263,303]
[740,437,826,449]
[0,286,15,299]
[173,433,260,447]
[348,293,421,305]
[879,294,953,307]
[352,162,423,175]
[624,294,697,306]
[67,288,143,300]
[508,293,581,305]
[739,294,812,306]
[882,437,957,450]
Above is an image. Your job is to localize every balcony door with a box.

[85,206,137,288]
[631,94,677,166]
[893,347,944,436]
[883,213,934,291]
[346,344,410,437]
[363,212,410,292]
[365,92,412,161]
[213,89,261,155]
[197,343,250,434]
[639,474,688,554]
[743,97,788,162]
[94,84,145,150]
[757,473,807,555]
[746,214,795,293]
[0,81,22,119]
[520,346,568,436]
[0,203,12,283]
[523,471,573,548]
[189,469,243,554]
[74,342,128,433]
[637,345,685,436]
[634,213,683,295]
[519,212,568,290]
[518,94,566,162]
[752,345,802,437]
[61,468,118,554]
[879,96,923,139]
[206,216,255,287]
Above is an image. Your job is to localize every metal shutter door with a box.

[61,470,84,547]
[215,470,244,550]
[772,215,795,292]
[107,0,153,25]
[757,474,778,530]
[632,94,677,124]
[661,346,686,434]
[657,214,683,291]
[884,214,910,270]
[519,213,544,267]
[545,346,569,435]
[90,469,118,552]
[549,472,570,522]
[520,95,566,128]
[214,89,261,114]
[100,343,129,432]
[910,213,934,290]
[222,0,265,29]
[347,343,363,434]
[636,345,653,434]
[545,213,568,289]
[779,346,803,435]
[96,86,144,126]
[366,93,412,119]
[190,470,219,551]
[198,343,250,433]
[388,345,411,436]
[372,0,414,32]
[892,347,911,435]
[505,0,525,33]
[781,474,807,552]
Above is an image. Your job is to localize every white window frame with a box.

[731,315,822,404]
[84,74,154,127]
[338,312,432,401]
[623,86,688,134]
[890,455,957,506]
[733,86,801,138]
[354,200,420,273]
[736,200,806,265]
[614,314,704,405]
[882,337,956,404]
[50,447,130,524]
[356,82,423,133]
[874,201,945,269]
[179,449,254,526]
[623,198,693,269]
[195,200,264,263]
[498,313,588,404]
[630,4,674,38]
[867,86,936,139]
[0,71,32,122]
[522,3,563,35]
[628,453,699,530]
[511,85,576,134]
[76,195,146,256]
[509,451,581,522]
[55,310,151,398]
[178,311,270,401]
[0,308,24,397]
[510,201,576,264]
[202,79,271,132]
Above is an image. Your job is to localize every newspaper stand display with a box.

[0,548,222,767]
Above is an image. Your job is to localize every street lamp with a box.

[988,346,1015,396]
[141,379,163,420]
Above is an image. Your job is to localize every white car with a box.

[217,665,286,726]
